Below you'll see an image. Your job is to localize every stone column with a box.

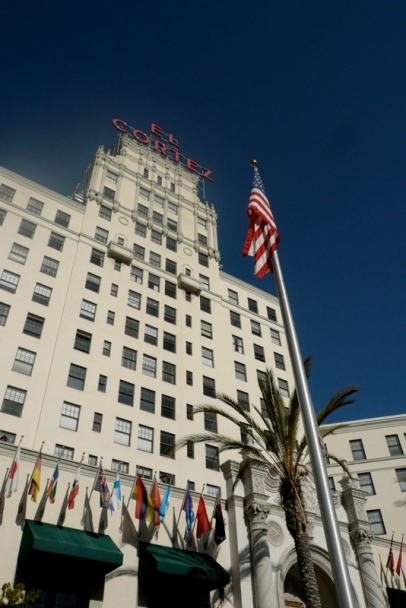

[340,477,387,608]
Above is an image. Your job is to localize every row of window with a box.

[0,185,72,226]
[349,435,405,460]
[228,289,277,322]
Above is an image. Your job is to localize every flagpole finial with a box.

[250,159,258,169]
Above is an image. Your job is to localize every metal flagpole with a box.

[271,248,356,608]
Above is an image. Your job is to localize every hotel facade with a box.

[0,122,404,607]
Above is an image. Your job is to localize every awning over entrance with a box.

[386,587,406,608]
[139,542,230,592]
[18,520,123,574]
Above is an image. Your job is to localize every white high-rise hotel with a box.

[0,120,404,608]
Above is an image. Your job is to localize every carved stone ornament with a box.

[253,473,265,495]
[268,521,284,546]
[301,477,318,514]
[244,502,271,527]
[349,528,374,549]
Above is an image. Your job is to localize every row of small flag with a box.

[385,533,404,586]
[4,443,226,543]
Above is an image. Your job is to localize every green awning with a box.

[386,587,406,608]
[139,542,230,591]
[18,520,123,574]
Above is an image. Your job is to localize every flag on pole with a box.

[28,454,41,502]
[214,494,226,545]
[242,163,280,277]
[68,461,82,510]
[159,483,171,524]
[149,477,161,528]
[183,486,195,538]
[111,473,122,514]
[47,462,59,504]
[396,535,403,577]
[133,475,154,521]
[93,463,111,509]
[387,547,395,574]
[196,494,211,539]
[5,443,21,498]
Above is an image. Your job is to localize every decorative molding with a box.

[268,520,284,547]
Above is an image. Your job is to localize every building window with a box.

[271,329,281,345]
[198,233,208,247]
[115,418,132,446]
[278,378,289,397]
[55,210,71,227]
[186,371,193,385]
[67,364,86,390]
[114,260,121,271]
[254,344,265,362]
[350,439,366,461]
[107,310,115,325]
[267,307,277,322]
[90,248,104,267]
[102,340,111,356]
[12,347,36,375]
[248,298,258,313]
[0,184,16,203]
[199,252,209,267]
[106,170,118,183]
[186,342,192,355]
[148,273,160,292]
[2,386,26,417]
[202,347,214,367]
[9,243,29,264]
[386,435,403,456]
[32,283,52,306]
[118,380,134,406]
[232,335,243,353]
[166,236,177,252]
[201,320,212,339]
[230,311,241,328]
[143,168,149,179]
[185,314,192,327]
[131,266,143,284]
[165,280,177,299]
[99,205,112,221]
[111,283,118,296]
[23,313,44,338]
[197,216,207,229]
[125,316,139,338]
[146,298,159,317]
[135,221,147,238]
[128,290,141,309]
[92,412,103,432]
[228,289,238,305]
[80,300,97,321]
[165,259,177,276]
[60,402,80,431]
[139,187,150,200]
[151,229,162,245]
[144,325,158,345]
[206,445,219,471]
[138,425,153,452]
[88,455,98,466]
[187,404,194,420]
[40,256,59,277]
[237,390,250,412]
[133,244,145,261]
[0,302,10,326]
[98,375,107,392]
[251,320,261,336]
[168,201,177,214]
[18,219,36,239]
[274,353,285,370]
[152,211,163,226]
[156,176,163,187]
[163,332,176,352]
[149,251,161,269]
[206,484,220,498]
[357,473,376,495]
[103,186,115,202]
[162,361,176,384]
[203,376,216,397]
[396,468,406,492]
[164,305,176,324]
[0,270,20,293]
[0,431,16,444]
[161,395,175,419]
[85,273,101,292]
[167,218,177,232]
[112,460,129,474]
[160,431,175,458]
[367,509,386,535]
[199,275,210,291]
[137,204,148,220]
[122,346,137,370]
[55,445,74,460]
[200,296,211,313]
[48,232,65,251]
[204,412,217,432]
[142,355,157,377]
[328,477,336,492]
[0,208,6,225]
[235,362,247,381]
[95,226,109,243]
[27,197,44,215]
[140,388,155,413]
[185,441,194,459]
[136,466,152,480]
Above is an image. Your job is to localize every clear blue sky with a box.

[1,2,405,423]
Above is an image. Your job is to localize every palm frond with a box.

[316,385,359,426]
[326,453,353,479]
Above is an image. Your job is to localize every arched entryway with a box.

[284,562,339,608]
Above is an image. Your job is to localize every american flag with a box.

[242,167,280,277]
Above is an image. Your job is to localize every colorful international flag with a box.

[5,443,21,498]
[149,477,161,528]
[68,461,82,510]
[94,463,111,509]
[183,486,195,538]
[242,164,280,277]
[47,462,59,504]
[387,547,395,574]
[396,535,403,577]
[214,494,226,545]
[159,483,171,524]
[28,455,41,503]
[111,473,122,514]
[196,494,211,539]
[134,475,154,521]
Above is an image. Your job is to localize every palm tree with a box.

[176,359,358,608]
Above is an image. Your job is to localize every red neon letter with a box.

[154,140,167,156]
[168,133,179,147]
[150,123,163,137]
[201,167,214,182]
[132,130,150,145]
[169,148,184,163]
[112,118,128,133]
[186,158,198,173]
